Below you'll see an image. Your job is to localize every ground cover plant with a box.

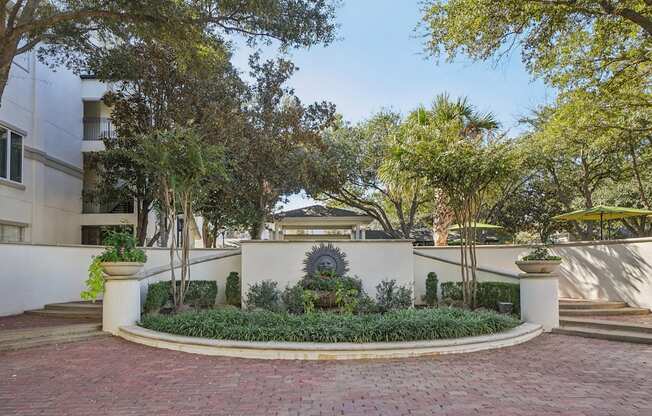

[139,307,519,343]
[143,281,218,314]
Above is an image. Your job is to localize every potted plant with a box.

[515,246,562,274]
[81,231,147,301]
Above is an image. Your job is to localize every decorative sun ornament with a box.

[303,243,349,277]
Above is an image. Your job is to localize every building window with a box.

[0,223,24,242]
[0,127,23,183]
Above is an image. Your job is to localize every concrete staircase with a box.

[0,323,107,351]
[554,298,652,344]
[25,301,103,319]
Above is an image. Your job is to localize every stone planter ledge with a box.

[119,322,542,360]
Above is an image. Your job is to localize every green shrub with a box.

[81,230,147,301]
[422,272,439,306]
[225,272,241,307]
[143,281,171,313]
[302,290,319,314]
[143,280,218,313]
[301,274,362,292]
[375,279,413,312]
[140,307,519,343]
[355,293,379,314]
[335,282,359,315]
[183,281,218,308]
[246,280,281,311]
[282,283,305,314]
[440,281,463,301]
[440,281,520,313]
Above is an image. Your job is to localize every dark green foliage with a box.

[422,272,439,306]
[441,281,520,313]
[246,280,281,311]
[301,274,362,292]
[183,281,219,308]
[282,283,306,314]
[143,280,218,313]
[143,282,170,314]
[355,293,379,314]
[140,307,519,343]
[521,247,561,261]
[225,272,241,307]
[97,230,147,263]
[375,279,413,312]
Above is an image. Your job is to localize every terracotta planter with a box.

[101,262,145,277]
[314,290,337,308]
[515,260,561,274]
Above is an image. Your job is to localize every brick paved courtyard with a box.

[1,333,650,416]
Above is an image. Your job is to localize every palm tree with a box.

[408,94,501,245]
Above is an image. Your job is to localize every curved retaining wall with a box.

[119,322,542,360]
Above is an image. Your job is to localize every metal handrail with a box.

[138,250,242,281]
[83,117,116,141]
[413,250,520,280]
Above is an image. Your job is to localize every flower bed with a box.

[139,307,519,343]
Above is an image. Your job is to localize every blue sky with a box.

[232,0,554,210]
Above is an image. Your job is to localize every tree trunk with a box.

[135,198,150,246]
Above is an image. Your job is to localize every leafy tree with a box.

[136,127,225,310]
[318,112,431,238]
[2,0,338,107]
[521,97,626,239]
[420,0,652,92]
[224,55,336,238]
[395,95,512,308]
[88,38,244,245]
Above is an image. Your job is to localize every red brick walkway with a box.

[1,334,650,416]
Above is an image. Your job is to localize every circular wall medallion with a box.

[303,243,349,277]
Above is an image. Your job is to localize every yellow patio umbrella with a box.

[552,205,652,240]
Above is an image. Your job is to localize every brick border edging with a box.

[117,323,543,360]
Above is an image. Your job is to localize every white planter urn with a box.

[101,262,145,277]
[515,260,561,274]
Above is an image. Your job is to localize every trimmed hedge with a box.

[422,272,439,306]
[139,307,519,343]
[225,272,241,307]
[440,281,520,313]
[143,281,218,313]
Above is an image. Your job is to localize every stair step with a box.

[558,301,627,310]
[0,323,101,343]
[559,307,650,317]
[24,309,102,319]
[44,302,102,312]
[0,330,108,351]
[553,326,652,345]
[560,318,652,334]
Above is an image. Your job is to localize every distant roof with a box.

[275,205,369,219]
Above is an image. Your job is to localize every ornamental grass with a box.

[139,307,519,343]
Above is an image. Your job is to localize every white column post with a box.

[519,273,559,332]
[103,275,141,335]
[361,227,366,240]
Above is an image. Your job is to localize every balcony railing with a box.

[82,199,134,214]
[83,117,116,141]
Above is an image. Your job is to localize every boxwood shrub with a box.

[225,272,241,307]
[143,280,218,313]
[440,281,520,313]
[139,307,519,343]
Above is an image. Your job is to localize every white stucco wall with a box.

[241,240,414,304]
[414,239,652,309]
[0,51,83,244]
[0,243,241,316]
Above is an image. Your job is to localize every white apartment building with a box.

[0,51,142,245]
